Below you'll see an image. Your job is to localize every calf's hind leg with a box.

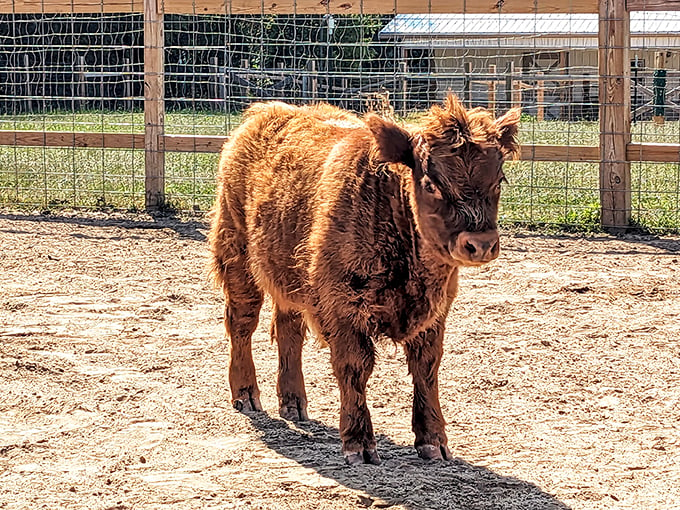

[271,306,308,421]
[219,251,264,413]
[225,293,263,412]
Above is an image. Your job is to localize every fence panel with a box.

[0,13,145,209]
[0,0,679,231]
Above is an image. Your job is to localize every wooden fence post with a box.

[512,76,522,109]
[76,55,86,110]
[653,51,666,126]
[559,50,571,120]
[399,60,407,115]
[488,64,496,114]
[211,56,219,108]
[124,58,132,111]
[303,60,318,102]
[463,61,472,108]
[599,0,631,231]
[537,72,544,121]
[144,0,165,210]
[504,61,514,112]
[236,59,250,109]
[23,54,33,114]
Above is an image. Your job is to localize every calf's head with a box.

[366,94,520,267]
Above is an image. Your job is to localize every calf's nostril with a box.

[464,241,477,255]
[490,241,499,254]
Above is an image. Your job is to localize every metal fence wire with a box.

[0,5,679,232]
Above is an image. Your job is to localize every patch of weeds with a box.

[563,202,602,232]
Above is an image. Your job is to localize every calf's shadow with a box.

[244,411,570,510]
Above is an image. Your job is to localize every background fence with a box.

[1,0,680,232]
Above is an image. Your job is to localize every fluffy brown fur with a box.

[209,95,520,464]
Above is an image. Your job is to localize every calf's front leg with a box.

[405,320,452,461]
[327,328,380,465]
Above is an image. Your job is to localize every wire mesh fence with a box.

[0,4,679,232]
[0,13,144,208]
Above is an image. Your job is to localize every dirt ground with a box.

[0,211,679,510]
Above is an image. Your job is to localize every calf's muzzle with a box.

[451,230,500,265]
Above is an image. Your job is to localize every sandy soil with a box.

[0,211,679,510]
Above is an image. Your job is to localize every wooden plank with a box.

[627,0,680,11]
[2,0,142,13]
[5,133,680,165]
[0,131,144,148]
[627,143,680,163]
[164,134,226,153]
[0,0,599,13]
[144,0,165,210]
[598,0,631,232]
[163,0,599,15]
[0,133,602,162]
[0,131,223,152]
[519,144,599,162]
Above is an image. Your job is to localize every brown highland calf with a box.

[209,95,520,465]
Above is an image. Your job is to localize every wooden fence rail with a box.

[1,0,680,230]
[0,0,602,14]
[5,130,680,164]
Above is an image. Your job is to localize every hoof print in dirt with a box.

[416,444,452,461]
[344,449,381,466]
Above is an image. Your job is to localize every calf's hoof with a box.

[232,392,263,413]
[279,403,309,422]
[417,444,452,461]
[344,448,381,466]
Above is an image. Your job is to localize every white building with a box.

[379,12,680,119]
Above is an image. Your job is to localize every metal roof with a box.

[379,12,680,39]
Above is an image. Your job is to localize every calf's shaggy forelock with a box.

[209,94,520,464]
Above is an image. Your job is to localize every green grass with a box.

[497,117,680,231]
[0,146,220,212]
[1,111,679,231]
[0,110,237,211]
[0,110,242,135]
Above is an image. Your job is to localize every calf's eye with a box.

[421,177,442,199]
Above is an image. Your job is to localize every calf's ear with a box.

[364,114,415,169]
[495,107,521,160]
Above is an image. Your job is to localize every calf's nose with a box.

[453,230,500,264]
